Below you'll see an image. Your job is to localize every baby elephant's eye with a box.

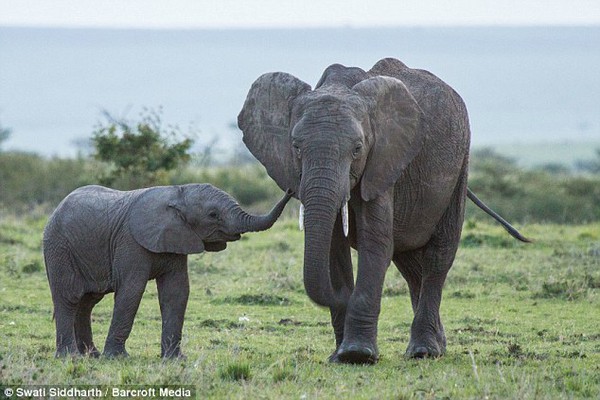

[208,210,219,219]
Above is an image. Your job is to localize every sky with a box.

[1,0,599,29]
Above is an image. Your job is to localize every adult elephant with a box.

[44,184,291,359]
[238,58,529,364]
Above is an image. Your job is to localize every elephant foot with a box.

[103,347,129,359]
[406,322,447,359]
[330,342,378,365]
[405,338,445,359]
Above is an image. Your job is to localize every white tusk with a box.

[342,202,349,237]
[299,203,304,231]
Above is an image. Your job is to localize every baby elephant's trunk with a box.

[233,189,293,233]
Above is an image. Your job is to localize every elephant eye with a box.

[292,142,301,158]
[352,143,363,158]
[208,210,219,220]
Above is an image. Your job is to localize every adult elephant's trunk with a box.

[302,196,337,307]
[300,166,348,308]
[232,190,293,233]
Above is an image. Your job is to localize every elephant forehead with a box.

[295,88,367,118]
[292,115,364,145]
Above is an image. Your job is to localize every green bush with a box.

[0,152,281,213]
[91,108,194,189]
[1,142,599,223]
[0,152,92,212]
[468,149,600,223]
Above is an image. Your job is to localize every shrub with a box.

[468,149,600,223]
[91,108,194,189]
[0,152,92,211]
[2,133,599,223]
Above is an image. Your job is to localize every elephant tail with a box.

[466,188,532,243]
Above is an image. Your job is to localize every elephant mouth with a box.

[226,233,242,241]
[203,241,227,252]
[202,233,241,252]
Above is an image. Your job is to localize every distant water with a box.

[1,26,599,158]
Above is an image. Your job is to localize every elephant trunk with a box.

[300,165,349,308]
[232,190,293,233]
[302,197,337,307]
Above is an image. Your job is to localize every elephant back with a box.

[44,185,132,293]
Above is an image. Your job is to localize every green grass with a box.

[1,214,599,399]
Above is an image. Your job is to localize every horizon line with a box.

[2,22,600,31]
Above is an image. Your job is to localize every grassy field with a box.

[0,213,599,399]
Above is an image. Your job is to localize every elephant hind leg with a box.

[405,165,467,359]
[394,250,447,358]
[46,247,85,357]
[393,250,423,314]
[54,301,79,357]
[404,257,449,359]
[75,293,104,357]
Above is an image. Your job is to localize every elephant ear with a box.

[129,187,205,255]
[238,72,311,194]
[353,76,424,202]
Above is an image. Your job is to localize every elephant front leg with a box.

[156,263,189,359]
[103,280,147,358]
[332,192,394,364]
[327,215,354,360]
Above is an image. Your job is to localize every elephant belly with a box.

[51,220,115,294]
[68,237,114,293]
[392,164,463,252]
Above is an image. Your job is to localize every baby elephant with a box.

[44,184,291,358]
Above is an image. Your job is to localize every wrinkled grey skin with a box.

[239,58,528,364]
[44,184,291,359]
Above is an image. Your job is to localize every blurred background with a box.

[1,0,599,222]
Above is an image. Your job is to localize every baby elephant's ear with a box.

[129,187,205,255]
